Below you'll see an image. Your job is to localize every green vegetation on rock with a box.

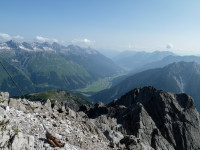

[0,41,122,97]
[24,90,91,106]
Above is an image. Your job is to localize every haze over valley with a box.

[1,1,200,150]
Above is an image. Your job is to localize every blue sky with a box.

[1,0,200,54]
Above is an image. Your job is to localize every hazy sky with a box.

[1,0,200,54]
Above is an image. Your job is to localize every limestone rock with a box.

[11,133,34,150]
[0,92,9,106]
[66,108,76,118]
[45,99,52,111]
[0,92,9,100]
[0,92,110,150]
[0,130,10,148]
[0,106,9,123]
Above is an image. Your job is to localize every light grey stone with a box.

[11,133,34,150]
[0,131,10,148]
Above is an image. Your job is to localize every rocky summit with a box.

[1,86,200,150]
[82,86,200,150]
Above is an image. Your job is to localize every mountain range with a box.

[110,52,200,88]
[92,61,200,111]
[131,54,200,74]
[0,40,122,96]
[113,50,175,70]
[2,40,200,113]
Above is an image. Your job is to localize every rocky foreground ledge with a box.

[0,92,110,150]
[1,86,200,150]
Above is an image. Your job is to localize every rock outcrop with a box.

[0,92,110,150]
[83,86,200,150]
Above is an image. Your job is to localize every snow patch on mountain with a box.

[19,45,32,51]
[0,41,99,55]
[0,43,10,50]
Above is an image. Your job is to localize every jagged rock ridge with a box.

[83,86,200,150]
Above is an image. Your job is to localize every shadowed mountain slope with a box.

[91,61,200,111]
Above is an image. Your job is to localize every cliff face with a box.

[83,86,200,150]
[1,86,200,150]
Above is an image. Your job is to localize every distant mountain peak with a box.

[165,61,200,72]
[6,40,19,48]
[52,42,61,47]
[41,42,52,47]
[6,40,18,44]
[66,44,98,55]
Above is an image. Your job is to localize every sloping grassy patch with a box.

[23,90,91,106]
